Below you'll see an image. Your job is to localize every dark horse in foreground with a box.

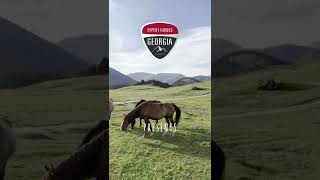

[0,117,16,180]
[43,120,108,180]
[121,101,181,136]
[213,141,225,180]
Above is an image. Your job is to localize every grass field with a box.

[1,75,107,180]
[109,82,211,179]
[214,63,320,180]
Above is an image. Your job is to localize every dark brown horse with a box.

[213,141,225,180]
[130,99,161,129]
[0,117,15,180]
[42,129,108,180]
[121,102,181,136]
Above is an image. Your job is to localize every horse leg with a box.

[159,122,162,132]
[131,120,135,130]
[169,117,175,136]
[139,118,142,128]
[143,120,148,137]
[0,161,7,180]
[149,121,154,136]
[163,118,169,135]
[144,118,151,137]
[154,120,158,132]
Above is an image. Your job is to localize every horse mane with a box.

[135,99,146,107]
[135,100,161,107]
[44,129,107,179]
[79,120,108,147]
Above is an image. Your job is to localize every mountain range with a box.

[57,34,108,65]
[0,16,90,88]
[0,17,88,75]
[212,38,320,77]
[128,72,185,84]
[2,15,320,88]
[109,68,136,88]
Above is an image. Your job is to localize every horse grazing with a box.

[0,116,16,180]
[213,141,225,180]
[131,99,161,129]
[42,129,108,180]
[121,102,181,136]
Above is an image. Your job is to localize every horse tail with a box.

[172,104,181,126]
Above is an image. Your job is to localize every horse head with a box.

[120,113,133,131]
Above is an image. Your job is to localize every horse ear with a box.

[123,113,126,117]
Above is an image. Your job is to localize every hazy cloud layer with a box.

[110,26,211,76]
[214,0,320,48]
[0,0,107,42]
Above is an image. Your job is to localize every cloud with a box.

[214,0,320,48]
[0,0,106,42]
[110,26,211,77]
[110,0,121,14]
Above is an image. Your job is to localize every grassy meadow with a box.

[214,62,320,180]
[109,82,211,179]
[1,75,107,180]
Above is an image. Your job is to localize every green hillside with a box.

[0,75,107,127]
[214,62,320,180]
[2,75,107,180]
[109,82,211,179]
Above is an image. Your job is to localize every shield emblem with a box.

[141,22,179,59]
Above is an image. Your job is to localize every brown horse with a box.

[130,99,161,129]
[121,102,181,136]
[42,129,107,180]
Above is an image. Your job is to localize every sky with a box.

[0,0,107,42]
[214,0,320,48]
[1,0,319,66]
[109,0,211,76]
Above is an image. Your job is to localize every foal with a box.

[131,99,161,130]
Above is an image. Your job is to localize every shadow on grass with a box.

[129,127,211,159]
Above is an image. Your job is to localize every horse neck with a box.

[128,107,140,119]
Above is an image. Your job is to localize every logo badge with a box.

[141,22,179,59]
